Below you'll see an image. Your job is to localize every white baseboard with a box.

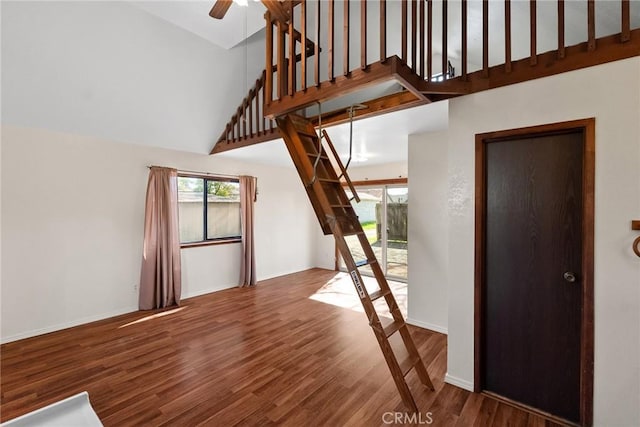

[444,373,474,391]
[0,306,137,344]
[182,285,236,299]
[406,318,448,335]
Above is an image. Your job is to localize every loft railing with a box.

[211,70,279,154]
[212,0,639,154]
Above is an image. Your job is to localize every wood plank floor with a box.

[1,268,562,426]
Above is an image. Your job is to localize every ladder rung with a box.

[296,128,320,139]
[369,288,390,301]
[399,355,419,377]
[306,153,329,160]
[383,320,404,337]
[331,204,352,208]
[318,178,341,184]
[355,258,377,268]
[355,259,368,267]
[343,230,366,237]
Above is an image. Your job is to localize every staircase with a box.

[276,113,434,412]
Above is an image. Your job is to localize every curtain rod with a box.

[147,166,241,179]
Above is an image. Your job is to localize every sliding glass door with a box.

[342,184,408,281]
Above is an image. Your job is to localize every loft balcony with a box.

[211,0,640,155]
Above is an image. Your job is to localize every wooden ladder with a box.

[276,113,434,412]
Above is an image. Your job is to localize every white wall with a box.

[408,57,640,425]
[407,130,449,334]
[1,125,318,343]
[1,1,264,154]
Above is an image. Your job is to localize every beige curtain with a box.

[239,175,257,287]
[139,167,182,310]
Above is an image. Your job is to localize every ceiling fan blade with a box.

[210,0,233,19]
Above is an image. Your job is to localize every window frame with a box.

[177,173,242,248]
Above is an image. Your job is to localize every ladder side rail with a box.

[332,219,419,413]
[354,222,434,390]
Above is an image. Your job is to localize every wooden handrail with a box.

[212,0,640,155]
[262,0,639,105]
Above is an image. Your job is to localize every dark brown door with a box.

[482,131,583,423]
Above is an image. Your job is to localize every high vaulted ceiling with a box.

[127,0,640,167]
[3,1,638,168]
[130,1,267,50]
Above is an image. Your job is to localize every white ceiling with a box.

[129,1,453,167]
[128,0,640,168]
[6,1,636,168]
[131,1,266,49]
[216,100,449,167]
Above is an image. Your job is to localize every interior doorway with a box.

[474,119,595,426]
[339,180,409,282]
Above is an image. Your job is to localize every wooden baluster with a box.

[225,123,230,143]
[288,1,296,96]
[265,13,273,105]
[277,22,286,98]
[622,0,630,42]
[315,0,320,85]
[248,91,253,136]
[236,112,240,141]
[420,0,425,79]
[242,103,247,139]
[301,0,307,91]
[558,0,565,58]
[329,0,334,81]
[505,0,511,72]
[344,0,350,76]
[587,0,595,51]
[462,0,467,79]
[255,79,261,136]
[401,0,407,62]
[530,0,537,65]
[380,0,387,62]
[361,0,367,70]
[482,0,489,78]
[411,0,417,73]
[427,0,432,80]
[261,80,266,134]
[442,0,448,78]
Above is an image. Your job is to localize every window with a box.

[177,175,241,246]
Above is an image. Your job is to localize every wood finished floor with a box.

[1,268,562,426]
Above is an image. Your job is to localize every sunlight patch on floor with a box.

[119,306,187,328]
[309,272,407,318]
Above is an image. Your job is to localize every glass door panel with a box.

[344,188,383,276]
[385,186,408,280]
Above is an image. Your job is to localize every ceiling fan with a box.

[209,0,234,19]
[210,0,289,21]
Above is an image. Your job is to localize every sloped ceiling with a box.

[2,1,638,168]
[130,1,266,49]
[1,1,265,155]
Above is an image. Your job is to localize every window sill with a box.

[180,239,241,249]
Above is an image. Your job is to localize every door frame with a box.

[474,118,595,426]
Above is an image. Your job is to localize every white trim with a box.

[444,373,474,391]
[182,285,236,299]
[406,317,448,335]
[0,306,137,344]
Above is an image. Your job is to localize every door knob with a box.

[563,272,577,283]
